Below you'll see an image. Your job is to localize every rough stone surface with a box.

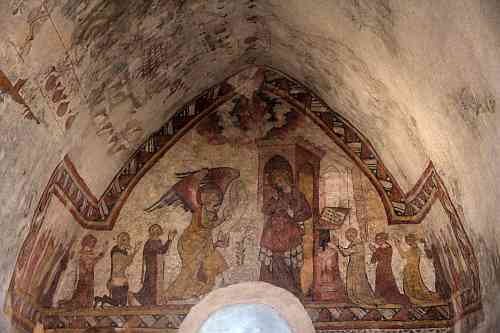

[0,0,498,332]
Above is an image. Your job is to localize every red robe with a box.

[259,188,311,296]
[371,246,410,305]
[61,249,104,308]
[260,189,311,252]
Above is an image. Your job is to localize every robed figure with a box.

[316,239,349,302]
[395,233,442,305]
[369,232,410,305]
[95,232,141,307]
[259,167,312,297]
[337,228,384,307]
[133,225,176,306]
[145,167,239,300]
[60,235,108,309]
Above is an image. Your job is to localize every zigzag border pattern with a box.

[8,66,481,332]
[31,67,443,231]
[263,83,439,225]
[33,85,237,230]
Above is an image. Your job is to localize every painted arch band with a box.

[7,66,482,333]
[33,68,440,231]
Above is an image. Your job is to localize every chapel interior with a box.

[0,1,499,333]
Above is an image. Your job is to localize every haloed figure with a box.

[60,234,108,309]
[95,232,141,307]
[259,167,312,297]
[134,224,176,306]
[395,233,442,305]
[338,228,383,307]
[165,183,230,299]
[144,167,239,301]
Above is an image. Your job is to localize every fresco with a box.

[0,69,39,123]
[6,67,481,332]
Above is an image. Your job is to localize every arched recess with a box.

[178,282,314,333]
[6,66,482,332]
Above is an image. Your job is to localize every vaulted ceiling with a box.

[0,1,498,332]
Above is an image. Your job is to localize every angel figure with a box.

[145,167,240,300]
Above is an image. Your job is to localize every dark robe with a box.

[424,244,452,300]
[259,188,311,297]
[134,239,171,305]
[371,246,410,305]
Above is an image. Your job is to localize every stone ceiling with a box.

[0,0,499,332]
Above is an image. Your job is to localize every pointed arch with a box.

[29,66,444,231]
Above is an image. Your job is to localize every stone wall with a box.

[0,1,498,332]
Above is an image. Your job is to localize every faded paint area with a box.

[0,1,498,333]
[5,68,482,333]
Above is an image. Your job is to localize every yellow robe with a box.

[166,208,227,299]
[401,247,442,305]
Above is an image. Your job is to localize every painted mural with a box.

[0,69,40,124]
[6,67,482,333]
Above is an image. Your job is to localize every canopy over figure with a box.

[259,157,312,297]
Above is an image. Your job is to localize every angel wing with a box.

[144,168,209,213]
[145,167,240,214]
[144,187,182,213]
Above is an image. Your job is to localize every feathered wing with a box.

[144,188,181,213]
[206,167,240,196]
[144,168,209,213]
[144,167,240,214]
[205,167,241,221]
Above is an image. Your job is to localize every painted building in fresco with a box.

[6,67,482,333]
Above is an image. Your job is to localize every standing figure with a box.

[40,240,75,307]
[338,228,384,306]
[145,167,239,300]
[59,234,108,309]
[369,232,410,305]
[134,225,176,306]
[395,233,442,305]
[95,232,141,307]
[259,168,312,297]
[316,237,349,302]
[422,236,452,301]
